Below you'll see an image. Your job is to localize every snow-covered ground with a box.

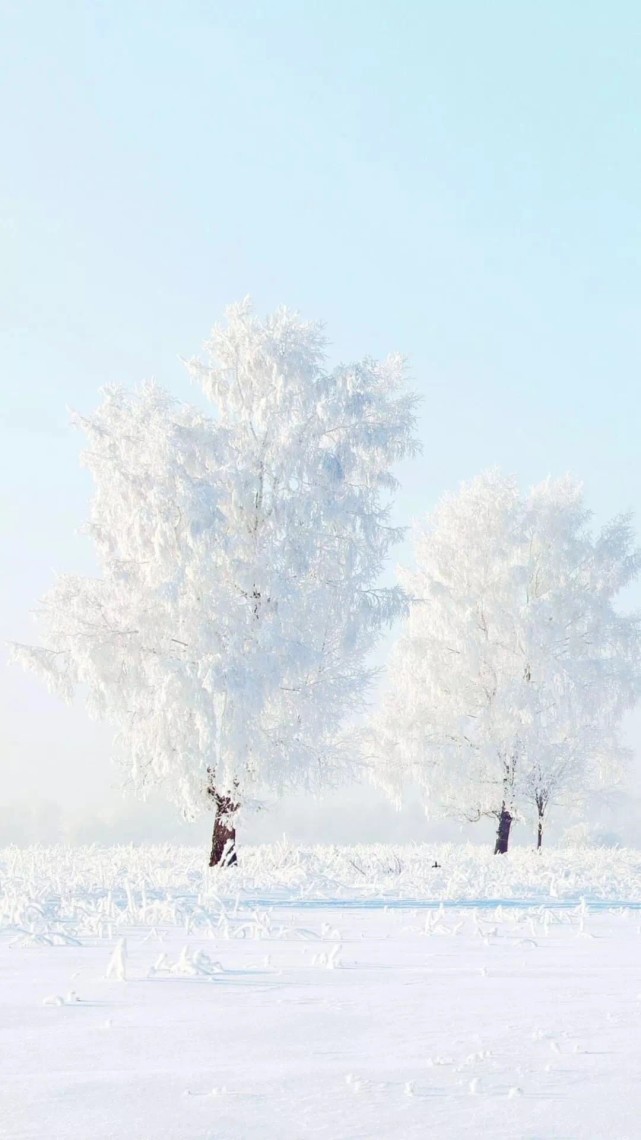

[2,844,641,1139]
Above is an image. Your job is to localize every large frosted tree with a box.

[372,471,641,852]
[13,302,417,864]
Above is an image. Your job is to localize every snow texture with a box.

[2,843,641,1138]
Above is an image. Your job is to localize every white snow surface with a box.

[2,843,641,1138]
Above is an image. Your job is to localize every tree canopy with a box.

[372,471,641,848]
[14,302,418,823]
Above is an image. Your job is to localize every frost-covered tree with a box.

[13,302,418,864]
[372,471,641,853]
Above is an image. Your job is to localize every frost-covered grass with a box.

[3,844,641,1138]
[2,842,641,946]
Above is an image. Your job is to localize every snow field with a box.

[2,844,641,1138]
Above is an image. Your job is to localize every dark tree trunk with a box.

[209,807,238,867]
[494,807,512,854]
[206,778,239,867]
[535,793,546,850]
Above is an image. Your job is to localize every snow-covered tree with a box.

[372,471,641,852]
[13,301,418,864]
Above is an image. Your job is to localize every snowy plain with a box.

[2,843,641,1140]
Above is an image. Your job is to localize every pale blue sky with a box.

[2,1,641,843]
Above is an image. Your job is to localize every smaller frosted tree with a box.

[13,302,418,864]
[373,471,641,852]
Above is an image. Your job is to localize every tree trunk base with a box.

[206,781,239,867]
[209,811,238,867]
[494,808,512,855]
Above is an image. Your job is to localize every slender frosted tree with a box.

[372,471,641,852]
[13,302,417,864]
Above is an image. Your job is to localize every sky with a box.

[2,0,641,847]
